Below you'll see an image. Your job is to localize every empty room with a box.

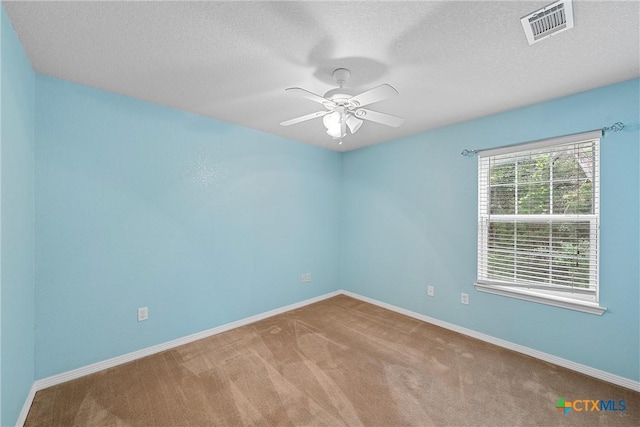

[1,1,639,426]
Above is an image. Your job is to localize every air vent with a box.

[521,0,574,45]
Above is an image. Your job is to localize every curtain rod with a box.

[460,122,627,158]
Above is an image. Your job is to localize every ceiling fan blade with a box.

[280,111,329,126]
[355,108,404,127]
[348,84,399,108]
[285,87,334,106]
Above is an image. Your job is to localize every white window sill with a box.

[474,283,606,315]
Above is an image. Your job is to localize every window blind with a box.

[477,130,600,302]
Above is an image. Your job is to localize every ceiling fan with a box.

[280,68,404,144]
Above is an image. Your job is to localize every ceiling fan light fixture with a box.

[326,128,342,138]
[346,115,363,134]
[323,111,343,138]
[322,111,339,127]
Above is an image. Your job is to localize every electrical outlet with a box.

[306,273,312,282]
[461,293,469,305]
[301,274,307,283]
[427,285,435,297]
[137,307,148,322]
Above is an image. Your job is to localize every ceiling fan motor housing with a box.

[332,68,351,86]
[323,87,358,107]
[325,68,360,108]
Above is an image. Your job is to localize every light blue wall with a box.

[31,75,640,383]
[1,8,36,427]
[35,76,342,379]
[341,79,640,381]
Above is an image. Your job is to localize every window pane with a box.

[517,222,550,253]
[489,160,516,214]
[490,185,515,214]
[517,152,550,183]
[487,222,515,280]
[552,152,583,180]
[490,161,515,185]
[518,252,550,283]
[516,222,551,285]
[518,183,550,214]
[551,149,594,214]
[486,220,595,290]
[515,152,551,214]
[550,222,592,289]
[552,180,593,214]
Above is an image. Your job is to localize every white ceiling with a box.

[4,1,639,151]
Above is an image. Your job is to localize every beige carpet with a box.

[26,295,639,426]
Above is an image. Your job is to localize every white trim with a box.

[33,291,340,391]
[16,383,37,427]
[475,282,606,315]
[342,291,638,392]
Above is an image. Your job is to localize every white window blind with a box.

[476,130,604,314]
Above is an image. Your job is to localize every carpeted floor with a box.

[26,295,639,426]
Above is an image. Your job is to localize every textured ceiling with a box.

[4,1,639,151]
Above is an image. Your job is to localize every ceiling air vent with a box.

[521,0,574,45]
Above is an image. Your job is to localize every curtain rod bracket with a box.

[602,122,625,135]
[461,149,479,158]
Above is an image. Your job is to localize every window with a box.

[475,130,605,315]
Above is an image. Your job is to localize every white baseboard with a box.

[33,290,340,392]
[16,383,37,427]
[342,290,640,393]
[19,288,639,426]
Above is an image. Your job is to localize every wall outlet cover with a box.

[461,293,469,305]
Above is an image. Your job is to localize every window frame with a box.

[474,130,606,315]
